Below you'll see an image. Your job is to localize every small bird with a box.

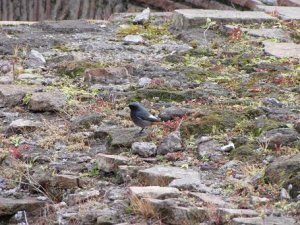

[129,102,160,134]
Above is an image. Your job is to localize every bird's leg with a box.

[139,128,145,134]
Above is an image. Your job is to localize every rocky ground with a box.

[0,8,300,225]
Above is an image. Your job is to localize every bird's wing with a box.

[136,110,160,122]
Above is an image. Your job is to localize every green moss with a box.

[134,89,200,102]
[57,61,107,78]
[116,23,171,41]
[180,110,241,137]
[230,143,259,161]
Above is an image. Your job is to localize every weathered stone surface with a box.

[255,5,300,20]
[138,165,201,188]
[189,192,229,207]
[53,174,80,189]
[228,0,263,9]
[265,153,300,198]
[245,28,291,42]
[157,131,183,155]
[278,0,300,7]
[231,215,296,225]
[71,113,104,129]
[95,153,130,173]
[0,85,31,107]
[131,142,157,157]
[218,208,259,220]
[8,119,42,133]
[159,106,194,121]
[25,50,46,69]
[28,91,67,112]
[94,127,144,151]
[146,198,208,225]
[263,41,300,59]
[172,9,275,29]
[257,128,300,148]
[0,197,45,216]
[129,186,180,199]
[123,35,145,44]
[133,7,150,24]
[64,189,100,206]
[84,66,132,85]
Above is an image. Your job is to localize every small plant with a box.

[22,93,32,105]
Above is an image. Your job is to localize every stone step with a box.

[172,9,276,29]
[255,5,300,20]
[0,197,46,216]
[129,186,180,199]
[231,215,296,225]
[263,41,300,59]
[278,0,300,7]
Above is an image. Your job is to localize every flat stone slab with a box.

[224,25,291,42]
[278,0,300,7]
[263,41,300,58]
[231,215,296,225]
[189,192,229,207]
[129,186,180,199]
[218,208,259,219]
[138,165,207,191]
[255,6,300,20]
[0,197,45,216]
[172,9,276,29]
[95,153,130,173]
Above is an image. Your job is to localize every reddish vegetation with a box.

[10,144,31,159]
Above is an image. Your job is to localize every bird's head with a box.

[129,102,141,111]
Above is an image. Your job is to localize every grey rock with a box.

[257,128,300,148]
[265,153,300,198]
[138,165,203,190]
[256,5,300,20]
[64,189,100,206]
[0,197,45,216]
[129,186,180,199]
[133,7,150,25]
[159,107,194,121]
[138,77,152,88]
[231,215,296,225]
[294,120,300,133]
[8,119,42,133]
[28,91,66,112]
[261,0,278,5]
[0,75,13,84]
[123,35,145,44]
[197,138,221,159]
[95,153,130,173]
[189,192,230,207]
[217,208,259,221]
[71,113,104,129]
[0,85,32,107]
[131,142,157,157]
[25,50,46,68]
[246,28,290,42]
[280,188,291,200]
[17,73,40,80]
[94,126,144,152]
[172,9,275,29]
[146,198,208,225]
[263,97,284,108]
[263,41,300,59]
[157,131,182,155]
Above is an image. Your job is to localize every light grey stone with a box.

[172,9,276,29]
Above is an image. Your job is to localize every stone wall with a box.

[0,0,128,21]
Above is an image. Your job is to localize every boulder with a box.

[265,153,300,198]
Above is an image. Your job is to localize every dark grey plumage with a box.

[129,102,160,133]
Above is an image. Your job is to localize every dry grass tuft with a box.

[130,195,159,219]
